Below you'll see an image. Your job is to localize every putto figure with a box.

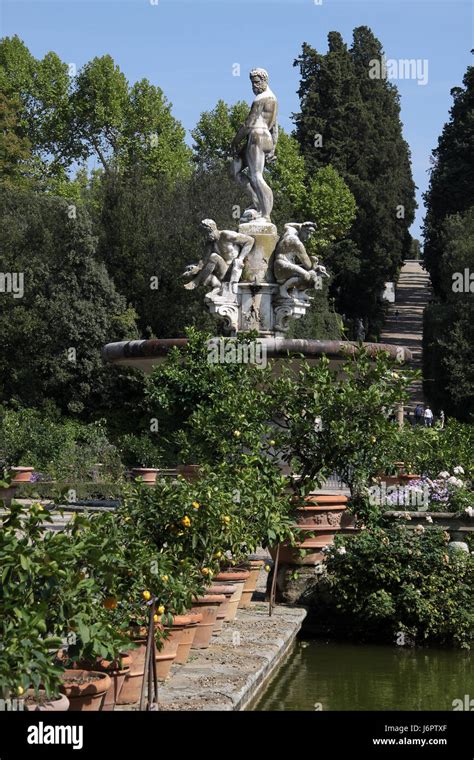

[181,219,255,295]
[231,68,278,222]
[274,223,329,298]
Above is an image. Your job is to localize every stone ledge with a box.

[117,603,306,711]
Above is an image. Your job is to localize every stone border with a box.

[117,603,306,711]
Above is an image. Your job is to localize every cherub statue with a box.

[181,219,254,295]
[273,222,329,299]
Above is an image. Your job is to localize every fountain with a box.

[103,67,411,373]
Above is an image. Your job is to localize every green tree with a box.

[71,55,192,181]
[423,62,474,296]
[293,28,416,324]
[0,91,32,186]
[0,36,73,185]
[0,187,139,416]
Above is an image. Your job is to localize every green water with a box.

[254,640,473,711]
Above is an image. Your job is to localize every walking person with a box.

[424,405,434,428]
[414,403,423,426]
[439,409,445,429]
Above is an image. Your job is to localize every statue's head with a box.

[201,218,218,241]
[300,222,317,242]
[250,68,269,95]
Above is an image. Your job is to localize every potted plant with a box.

[119,433,162,485]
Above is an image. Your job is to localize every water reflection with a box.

[254,640,472,711]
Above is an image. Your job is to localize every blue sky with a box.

[1,0,473,239]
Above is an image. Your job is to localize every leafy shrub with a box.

[326,524,473,648]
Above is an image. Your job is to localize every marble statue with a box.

[231,68,278,222]
[181,219,255,295]
[274,223,329,298]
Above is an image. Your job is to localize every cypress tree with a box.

[293,27,416,328]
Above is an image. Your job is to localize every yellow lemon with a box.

[269,440,276,446]
[264,564,271,572]
[222,515,231,524]
[213,551,222,559]
[233,430,241,438]
[142,590,151,601]
[201,567,210,576]
[157,605,165,615]
[17,686,24,696]
[181,516,191,528]
[192,501,200,510]
[161,575,169,583]
[153,614,160,623]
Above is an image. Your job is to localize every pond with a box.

[254,639,472,711]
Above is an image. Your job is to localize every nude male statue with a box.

[274,222,329,298]
[181,219,255,295]
[231,68,278,222]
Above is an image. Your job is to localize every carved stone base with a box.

[238,219,278,284]
[205,281,314,336]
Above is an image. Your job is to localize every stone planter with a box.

[383,511,473,552]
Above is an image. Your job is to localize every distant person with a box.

[424,406,434,428]
[414,404,424,425]
[439,409,445,429]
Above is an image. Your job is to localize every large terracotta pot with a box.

[130,467,159,485]
[24,690,70,711]
[116,639,147,705]
[236,559,264,608]
[155,622,182,680]
[100,655,132,711]
[190,595,226,649]
[270,494,355,565]
[174,614,200,664]
[213,570,250,620]
[60,670,111,711]
[10,466,34,483]
[207,585,235,632]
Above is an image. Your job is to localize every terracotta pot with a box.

[176,464,201,482]
[190,595,226,649]
[236,559,264,608]
[60,670,111,711]
[116,639,147,705]
[98,655,132,711]
[154,622,183,681]
[130,467,159,485]
[270,494,355,566]
[10,466,34,483]
[168,615,197,665]
[24,690,70,712]
[207,585,235,632]
[213,570,250,620]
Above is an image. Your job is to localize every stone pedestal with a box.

[239,220,278,284]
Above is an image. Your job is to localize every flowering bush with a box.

[325,524,473,648]
[384,470,473,513]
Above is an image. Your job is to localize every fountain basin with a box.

[102,337,412,373]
